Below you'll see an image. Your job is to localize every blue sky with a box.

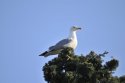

[0,0,125,83]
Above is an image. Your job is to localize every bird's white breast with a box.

[64,30,78,49]
[70,38,77,49]
[64,38,77,49]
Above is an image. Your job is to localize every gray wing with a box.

[49,38,72,50]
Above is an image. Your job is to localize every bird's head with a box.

[71,26,81,31]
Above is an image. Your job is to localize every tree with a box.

[42,48,123,83]
[119,75,125,83]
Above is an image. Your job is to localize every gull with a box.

[39,26,81,57]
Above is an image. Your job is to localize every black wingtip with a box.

[39,54,43,56]
[39,51,48,56]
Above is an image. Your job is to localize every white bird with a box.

[39,26,81,57]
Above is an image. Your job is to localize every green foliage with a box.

[105,59,119,71]
[42,48,123,83]
[119,75,125,83]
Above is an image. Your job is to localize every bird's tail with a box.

[39,51,49,57]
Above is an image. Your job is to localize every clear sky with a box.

[0,0,125,83]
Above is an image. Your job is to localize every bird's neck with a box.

[69,31,77,40]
